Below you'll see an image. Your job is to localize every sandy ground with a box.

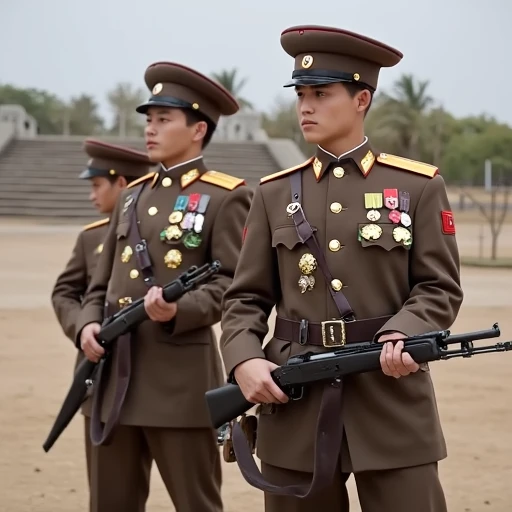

[1,217,511,511]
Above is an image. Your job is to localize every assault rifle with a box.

[43,261,221,452]
[206,323,511,429]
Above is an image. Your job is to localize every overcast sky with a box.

[1,0,510,127]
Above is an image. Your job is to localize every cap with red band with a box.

[280,25,403,91]
[136,61,239,125]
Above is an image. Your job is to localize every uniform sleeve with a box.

[220,185,281,376]
[75,206,120,345]
[167,185,254,337]
[375,174,464,338]
[51,231,88,342]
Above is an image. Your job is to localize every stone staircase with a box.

[0,137,280,221]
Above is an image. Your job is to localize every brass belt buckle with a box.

[321,319,347,348]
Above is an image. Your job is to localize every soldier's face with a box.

[89,177,126,214]
[144,107,206,166]
[295,84,363,144]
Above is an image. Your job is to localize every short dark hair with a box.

[183,108,216,148]
[105,175,140,185]
[343,82,374,116]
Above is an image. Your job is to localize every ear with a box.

[116,176,128,189]
[356,90,372,113]
[191,121,208,143]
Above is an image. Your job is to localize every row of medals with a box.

[296,190,413,294]
[360,191,412,246]
[120,194,208,272]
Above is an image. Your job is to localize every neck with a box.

[162,149,202,170]
[320,130,366,158]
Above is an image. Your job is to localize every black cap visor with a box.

[136,95,194,114]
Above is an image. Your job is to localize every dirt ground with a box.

[1,217,511,512]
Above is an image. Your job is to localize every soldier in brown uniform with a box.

[77,61,253,512]
[51,139,154,488]
[220,25,463,512]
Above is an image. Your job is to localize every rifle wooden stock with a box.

[205,323,507,429]
[43,261,220,453]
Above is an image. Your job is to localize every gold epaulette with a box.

[126,172,157,189]
[377,153,438,178]
[200,170,246,191]
[83,217,110,231]
[260,157,315,185]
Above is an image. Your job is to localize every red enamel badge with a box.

[441,211,455,235]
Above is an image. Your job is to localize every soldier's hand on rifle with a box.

[234,358,289,405]
[80,322,104,362]
[378,332,420,378]
[144,286,178,322]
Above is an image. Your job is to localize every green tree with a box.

[373,74,434,159]
[0,84,66,134]
[68,94,104,135]
[107,82,145,137]
[211,68,253,110]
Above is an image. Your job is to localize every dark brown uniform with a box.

[76,63,254,512]
[220,26,463,512]
[51,140,154,491]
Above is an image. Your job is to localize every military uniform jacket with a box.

[51,218,109,374]
[220,139,463,473]
[76,157,253,428]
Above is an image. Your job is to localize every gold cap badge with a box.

[152,83,163,95]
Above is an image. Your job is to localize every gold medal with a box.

[360,224,383,241]
[298,253,317,275]
[121,246,133,263]
[393,226,412,245]
[168,211,183,224]
[164,249,182,269]
[165,225,183,241]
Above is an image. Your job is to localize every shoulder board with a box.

[260,157,315,185]
[199,170,245,191]
[83,217,110,231]
[126,172,157,189]
[377,153,438,178]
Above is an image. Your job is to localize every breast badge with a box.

[164,249,183,269]
[392,226,412,248]
[298,253,317,293]
[359,224,383,241]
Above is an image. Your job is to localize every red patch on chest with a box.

[441,211,455,235]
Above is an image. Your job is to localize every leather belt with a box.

[274,315,393,347]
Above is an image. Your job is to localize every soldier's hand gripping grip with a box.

[205,383,253,430]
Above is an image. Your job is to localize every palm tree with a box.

[374,74,434,159]
[107,83,145,137]
[211,68,254,110]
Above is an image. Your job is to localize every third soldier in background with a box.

[77,62,253,512]
[51,139,154,495]
[220,25,463,512]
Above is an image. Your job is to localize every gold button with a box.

[331,279,343,291]
[129,269,139,279]
[333,167,345,178]
[148,206,158,216]
[329,239,342,252]
[162,177,172,187]
[330,202,342,214]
